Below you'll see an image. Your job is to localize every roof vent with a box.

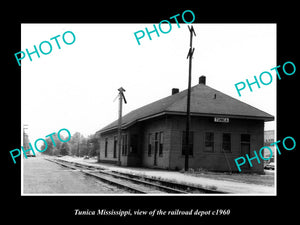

[172,88,179,95]
[199,75,206,85]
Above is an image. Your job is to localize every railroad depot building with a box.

[96,76,274,173]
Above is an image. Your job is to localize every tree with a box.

[69,132,82,156]
[60,142,70,156]
[68,132,90,157]
[87,134,99,157]
[40,134,61,155]
[40,131,100,158]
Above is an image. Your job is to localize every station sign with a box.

[214,117,229,123]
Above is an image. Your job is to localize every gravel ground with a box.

[22,157,127,194]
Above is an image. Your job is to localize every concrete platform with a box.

[54,156,275,195]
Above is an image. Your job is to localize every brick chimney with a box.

[172,88,179,95]
[199,75,206,85]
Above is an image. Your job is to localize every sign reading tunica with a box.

[214,117,229,123]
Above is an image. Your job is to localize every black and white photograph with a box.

[20,23,276,196]
[4,5,297,224]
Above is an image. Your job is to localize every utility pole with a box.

[117,87,127,166]
[77,134,80,157]
[185,25,196,171]
[23,124,28,147]
[23,124,28,158]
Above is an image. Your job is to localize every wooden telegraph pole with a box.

[185,25,196,171]
[23,124,29,158]
[117,87,127,166]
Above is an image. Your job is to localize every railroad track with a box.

[45,158,226,194]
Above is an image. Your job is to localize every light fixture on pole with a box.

[117,87,127,166]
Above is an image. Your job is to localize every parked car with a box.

[264,162,275,170]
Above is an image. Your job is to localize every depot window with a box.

[104,138,108,158]
[121,134,128,156]
[158,132,164,156]
[148,133,153,156]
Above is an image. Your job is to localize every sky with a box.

[21,23,276,143]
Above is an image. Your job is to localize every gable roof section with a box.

[98,83,274,133]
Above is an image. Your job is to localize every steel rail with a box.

[46,158,227,194]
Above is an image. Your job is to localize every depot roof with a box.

[98,82,274,134]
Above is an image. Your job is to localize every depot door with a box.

[153,133,158,166]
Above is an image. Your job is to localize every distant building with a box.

[23,133,30,149]
[264,130,275,163]
[96,76,274,173]
[264,130,275,145]
[23,132,35,157]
